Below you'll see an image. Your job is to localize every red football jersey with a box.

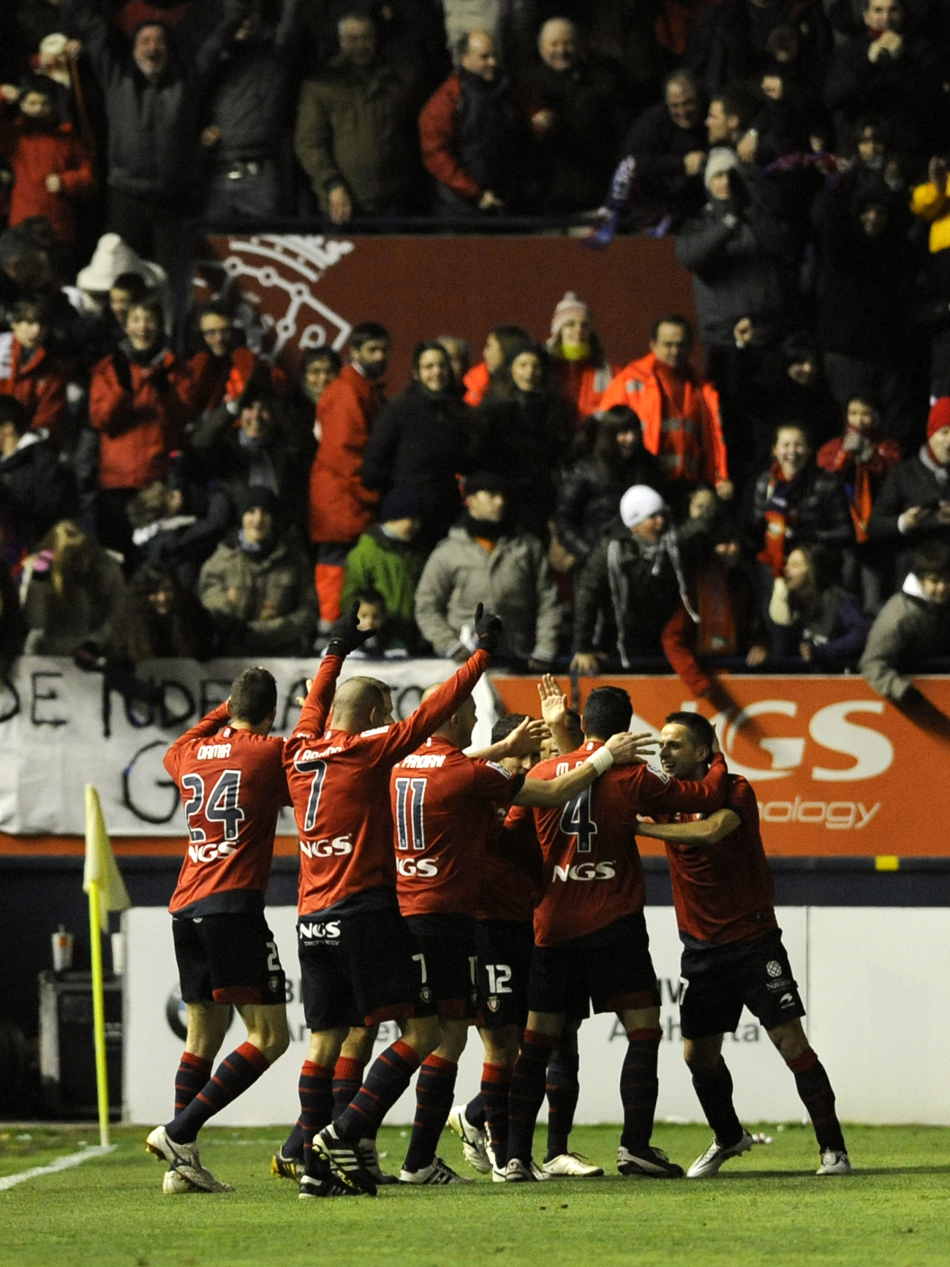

[165,704,290,916]
[664,775,777,945]
[530,744,728,946]
[284,650,490,917]
[477,802,541,923]
[391,736,520,918]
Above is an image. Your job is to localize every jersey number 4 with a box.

[560,786,597,854]
[181,770,245,843]
[394,776,426,851]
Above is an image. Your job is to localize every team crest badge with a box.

[487,997,499,1013]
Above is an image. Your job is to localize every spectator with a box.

[553,405,666,573]
[359,340,469,548]
[283,345,341,468]
[189,381,296,518]
[599,315,730,511]
[344,584,412,657]
[0,393,71,550]
[88,293,193,559]
[469,339,574,538]
[815,173,921,446]
[545,291,618,426]
[0,296,68,442]
[750,422,853,612]
[0,74,94,246]
[435,334,471,389]
[126,472,231,591]
[675,147,796,365]
[294,13,423,226]
[868,397,950,583]
[823,0,942,161]
[199,0,302,220]
[419,29,537,217]
[63,0,250,277]
[770,541,871,669]
[688,0,831,98]
[612,69,707,228]
[462,323,529,407]
[860,537,950,705]
[414,472,561,666]
[308,320,389,623]
[198,485,317,655]
[571,482,715,672]
[186,300,281,417]
[74,233,165,325]
[661,513,767,701]
[21,518,125,654]
[340,486,426,653]
[911,153,950,397]
[107,560,232,661]
[817,395,901,611]
[519,18,626,215]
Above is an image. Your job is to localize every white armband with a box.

[584,746,615,775]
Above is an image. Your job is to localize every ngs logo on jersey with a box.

[396,857,438,877]
[553,861,617,882]
[299,835,353,857]
[188,841,236,863]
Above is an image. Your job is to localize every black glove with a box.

[326,600,373,658]
[473,601,502,655]
[112,351,133,393]
[151,361,171,395]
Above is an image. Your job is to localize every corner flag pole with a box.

[86,874,110,1147]
[83,785,132,1149]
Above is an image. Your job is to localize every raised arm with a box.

[636,807,741,847]
[638,752,729,816]
[292,602,372,737]
[515,732,656,809]
[163,701,230,779]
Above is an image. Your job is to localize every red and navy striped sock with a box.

[298,1060,334,1164]
[281,1120,305,1161]
[480,1062,512,1163]
[166,1042,270,1144]
[691,1057,744,1148]
[544,1049,579,1161]
[334,1040,421,1142]
[787,1047,846,1153]
[403,1054,459,1173]
[619,1028,662,1154]
[333,1056,366,1117]
[507,1030,557,1164]
[464,1092,486,1130]
[174,1052,211,1117]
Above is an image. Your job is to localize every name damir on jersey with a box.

[195,743,232,760]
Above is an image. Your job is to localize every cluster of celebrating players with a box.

[145,601,850,1197]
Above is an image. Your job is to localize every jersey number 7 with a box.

[559,786,597,854]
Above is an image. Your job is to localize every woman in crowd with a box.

[360,340,470,549]
[470,340,574,539]
[462,325,530,407]
[21,518,124,654]
[545,291,617,427]
[107,561,229,662]
[771,542,871,670]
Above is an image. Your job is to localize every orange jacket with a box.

[463,360,491,407]
[309,365,383,544]
[186,347,289,414]
[550,357,618,426]
[0,339,68,441]
[89,350,194,490]
[599,352,728,485]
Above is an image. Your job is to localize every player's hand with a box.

[604,731,657,765]
[570,651,601,674]
[327,601,372,657]
[473,602,502,654]
[328,184,353,225]
[537,673,568,728]
[499,716,549,757]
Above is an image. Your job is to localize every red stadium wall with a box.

[190,233,700,384]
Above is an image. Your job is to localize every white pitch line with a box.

[0,1144,117,1191]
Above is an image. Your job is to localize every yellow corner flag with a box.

[83,785,131,932]
[83,785,131,1146]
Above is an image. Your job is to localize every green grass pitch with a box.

[3,1123,950,1267]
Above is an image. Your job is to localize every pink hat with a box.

[550,291,590,340]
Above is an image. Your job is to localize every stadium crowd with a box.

[1,0,950,702]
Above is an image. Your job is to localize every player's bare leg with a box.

[767,1019,850,1175]
[149,1001,289,1193]
[401,1018,474,1184]
[616,1003,683,1178]
[682,1032,754,1178]
[542,1020,602,1176]
[505,1009,566,1180]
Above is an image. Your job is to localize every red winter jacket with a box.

[0,117,94,244]
[89,349,194,490]
[186,347,288,414]
[419,73,482,201]
[309,365,383,544]
[0,338,68,442]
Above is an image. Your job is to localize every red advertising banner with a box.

[190,234,699,386]
[492,674,950,858]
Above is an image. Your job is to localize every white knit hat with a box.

[704,146,740,192]
[620,484,665,528]
[76,233,166,295]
